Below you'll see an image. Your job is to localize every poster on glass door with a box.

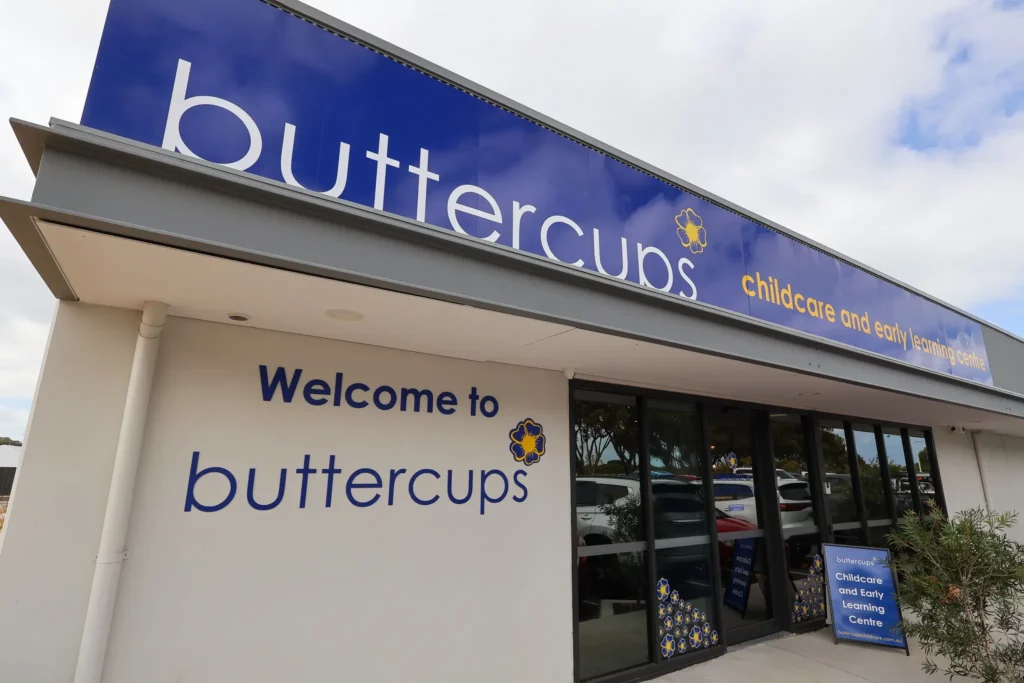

[724,537,757,615]
[822,544,908,654]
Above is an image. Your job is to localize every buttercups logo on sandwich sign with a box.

[83,0,993,385]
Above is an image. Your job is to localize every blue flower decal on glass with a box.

[670,590,680,604]
[660,635,676,659]
[673,627,682,639]
[689,625,703,649]
[702,623,711,637]
[656,578,670,602]
[666,603,674,615]
[663,616,673,631]
[792,570,827,623]
[674,611,685,626]
[685,601,693,613]
[509,418,546,466]
[658,603,667,619]
[710,630,719,646]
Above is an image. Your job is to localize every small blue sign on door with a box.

[724,537,757,614]
[822,544,908,653]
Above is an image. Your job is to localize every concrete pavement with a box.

[654,629,947,683]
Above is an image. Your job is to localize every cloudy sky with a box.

[0,0,1023,440]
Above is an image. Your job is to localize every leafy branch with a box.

[888,504,1024,682]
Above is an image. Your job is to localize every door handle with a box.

[580,514,593,521]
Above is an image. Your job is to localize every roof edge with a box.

[10,118,1024,404]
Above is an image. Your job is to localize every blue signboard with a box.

[80,0,993,385]
[724,537,757,614]
[822,544,907,652]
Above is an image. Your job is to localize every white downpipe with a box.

[73,302,168,683]
[971,430,993,512]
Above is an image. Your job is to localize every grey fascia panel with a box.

[267,1,1023,348]
[0,199,76,300]
[16,116,1024,354]
[7,120,1024,418]
[983,326,1024,396]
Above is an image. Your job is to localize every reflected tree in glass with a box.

[820,425,858,524]
[575,401,639,475]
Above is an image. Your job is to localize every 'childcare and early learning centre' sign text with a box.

[81,0,992,385]
[823,544,907,652]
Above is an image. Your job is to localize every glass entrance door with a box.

[706,405,779,644]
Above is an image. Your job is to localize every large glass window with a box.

[575,391,647,680]
[852,425,893,550]
[648,402,718,660]
[908,430,935,513]
[851,425,888,521]
[819,420,861,545]
[574,392,721,679]
[882,428,914,518]
[771,414,825,626]
[573,384,940,676]
[707,405,773,640]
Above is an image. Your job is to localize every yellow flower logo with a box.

[675,208,707,255]
[509,418,546,466]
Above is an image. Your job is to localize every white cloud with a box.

[1,0,1023,439]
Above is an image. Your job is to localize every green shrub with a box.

[888,504,1024,682]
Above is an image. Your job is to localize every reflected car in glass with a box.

[711,478,814,527]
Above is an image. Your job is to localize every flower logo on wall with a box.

[509,418,546,466]
[654,576,717,659]
[675,208,708,255]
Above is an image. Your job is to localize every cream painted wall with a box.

[974,432,1024,544]
[0,302,140,683]
[930,429,986,516]
[101,317,573,683]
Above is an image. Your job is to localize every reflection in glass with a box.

[771,414,825,624]
[909,431,936,512]
[820,420,857,526]
[574,391,649,680]
[648,404,706,541]
[578,551,650,680]
[852,426,888,520]
[883,428,914,518]
[707,406,773,637]
[575,392,642,545]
